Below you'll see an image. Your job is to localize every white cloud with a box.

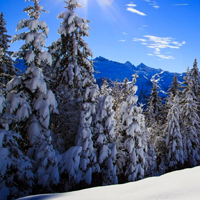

[154,47,160,54]
[157,55,175,59]
[126,3,146,16]
[119,40,126,42]
[144,0,159,9]
[123,32,127,35]
[133,38,147,42]
[133,35,186,59]
[127,7,146,16]
[126,3,137,7]
[173,4,189,6]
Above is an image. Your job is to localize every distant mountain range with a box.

[14,57,185,105]
[93,56,184,104]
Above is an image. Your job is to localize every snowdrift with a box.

[18,166,200,200]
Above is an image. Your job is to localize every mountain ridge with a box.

[93,56,184,104]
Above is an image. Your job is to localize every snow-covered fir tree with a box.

[48,0,97,152]
[180,80,200,167]
[94,95,118,185]
[100,78,112,96]
[164,95,184,170]
[50,0,100,187]
[164,73,180,122]
[180,67,191,96]
[0,94,34,200]
[7,0,59,191]
[146,81,163,126]
[116,76,147,182]
[75,85,99,186]
[190,59,199,99]
[0,12,17,87]
[168,73,180,97]
[111,80,123,112]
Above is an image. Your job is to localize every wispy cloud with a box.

[144,0,159,9]
[126,3,146,16]
[133,38,147,42]
[133,35,186,59]
[157,55,175,59]
[173,4,189,6]
[119,40,126,42]
[123,32,127,35]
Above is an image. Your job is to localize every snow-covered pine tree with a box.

[94,95,118,185]
[117,76,147,182]
[0,12,17,87]
[164,95,184,170]
[7,0,59,191]
[168,73,180,97]
[0,94,34,199]
[122,78,130,100]
[180,76,200,167]
[180,67,191,96]
[145,101,155,127]
[111,80,123,112]
[164,73,180,123]
[190,59,199,99]
[121,74,138,102]
[75,84,99,186]
[48,0,96,153]
[50,0,100,187]
[137,104,148,175]
[100,78,112,96]
[145,81,163,126]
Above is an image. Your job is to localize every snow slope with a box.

[18,166,200,200]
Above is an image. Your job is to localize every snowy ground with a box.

[18,166,200,200]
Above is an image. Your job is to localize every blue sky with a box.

[1,0,199,73]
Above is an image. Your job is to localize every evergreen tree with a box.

[100,78,111,96]
[94,95,118,185]
[180,83,200,167]
[49,0,97,153]
[75,85,99,185]
[180,67,191,96]
[111,80,123,112]
[164,74,180,123]
[190,59,199,99]
[116,77,147,182]
[0,12,17,87]
[146,81,163,126]
[0,94,34,199]
[165,96,184,170]
[50,0,100,186]
[168,73,180,97]
[7,0,59,191]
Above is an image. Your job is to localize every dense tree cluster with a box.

[0,0,200,199]
[145,60,200,174]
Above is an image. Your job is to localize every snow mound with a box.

[18,166,200,200]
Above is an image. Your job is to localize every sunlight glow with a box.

[97,0,114,6]
[79,0,88,7]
